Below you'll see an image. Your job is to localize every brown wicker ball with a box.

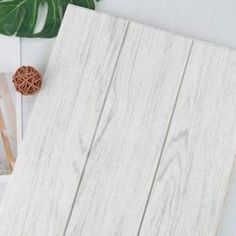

[13,66,42,95]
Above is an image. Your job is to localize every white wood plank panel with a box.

[65,22,192,236]
[139,42,236,236]
[0,6,128,236]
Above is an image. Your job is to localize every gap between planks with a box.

[137,40,194,235]
[64,19,193,235]
[62,22,131,236]
[2,6,236,236]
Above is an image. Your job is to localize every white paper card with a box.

[0,73,17,174]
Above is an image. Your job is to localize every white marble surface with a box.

[0,1,236,235]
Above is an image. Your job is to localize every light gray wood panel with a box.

[0,6,128,236]
[139,42,236,236]
[65,22,192,236]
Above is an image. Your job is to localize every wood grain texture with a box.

[0,6,128,235]
[65,22,192,235]
[1,5,236,236]
[139,42,236,236]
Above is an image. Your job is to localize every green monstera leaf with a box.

[0,0,95,38]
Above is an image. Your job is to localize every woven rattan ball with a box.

[13,66,42,95]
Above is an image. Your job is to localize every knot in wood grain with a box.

[13,66,42,95]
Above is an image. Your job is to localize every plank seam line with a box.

[137,40,194,236]
[62,22,130,236]
[19,38,23,141]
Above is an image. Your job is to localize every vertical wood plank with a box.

[65,22,192,236]
[0,36,20,73]
[139,42,236,236]
[16,38,23,145]
[0,6,128,235]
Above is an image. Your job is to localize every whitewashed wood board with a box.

[65,22,192,236]
[0,5,236,236]
[0,6,129,235]
[139,42,236,236]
